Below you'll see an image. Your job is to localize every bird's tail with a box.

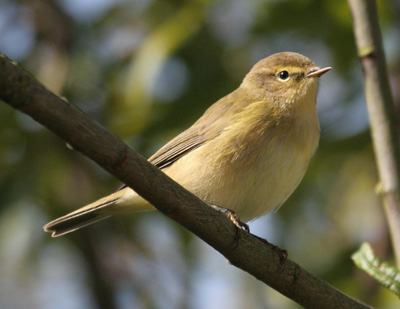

[43,187,154,237]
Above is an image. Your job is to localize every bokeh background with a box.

[1,0,400,308]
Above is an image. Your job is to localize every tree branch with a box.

[0,53,370,308]
[347,0,400,266]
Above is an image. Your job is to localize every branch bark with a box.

[0,53,370,308]
[348,0,400,266]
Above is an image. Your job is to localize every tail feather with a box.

[43,199,116,237]
[44,187,154,237]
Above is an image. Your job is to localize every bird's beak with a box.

[307,67,332,78]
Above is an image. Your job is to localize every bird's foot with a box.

[210,204,249,232]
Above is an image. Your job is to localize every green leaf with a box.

[352,242,400,297]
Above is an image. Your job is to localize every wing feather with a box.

[148,131,206,168]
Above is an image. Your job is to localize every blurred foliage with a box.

[0,0,400,308]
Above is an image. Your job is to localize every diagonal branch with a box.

[0,53,370,308]
[347,0,400,266]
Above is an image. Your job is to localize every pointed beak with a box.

[307,67,332,78]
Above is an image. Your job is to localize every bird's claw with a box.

[210,204,249,232]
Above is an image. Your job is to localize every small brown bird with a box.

[44,52,331,237]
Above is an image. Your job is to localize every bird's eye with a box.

[278,70,290,81]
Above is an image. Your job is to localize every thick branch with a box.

[348,0,400,265]
[0,54,369,308]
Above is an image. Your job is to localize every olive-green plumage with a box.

[44,52,331,237]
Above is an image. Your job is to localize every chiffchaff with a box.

[44,52,331,237]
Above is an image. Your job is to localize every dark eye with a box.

[278,70,290,81]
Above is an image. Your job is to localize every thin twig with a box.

[347,0,400,266]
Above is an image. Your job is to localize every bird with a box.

[44,52,331,237]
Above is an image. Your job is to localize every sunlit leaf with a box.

[352,242,400,297]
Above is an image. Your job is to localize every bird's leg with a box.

[210,204,250,232]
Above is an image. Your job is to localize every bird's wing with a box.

[116,121,223,191]
[148,92,245,168]
[148,130,208,168]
